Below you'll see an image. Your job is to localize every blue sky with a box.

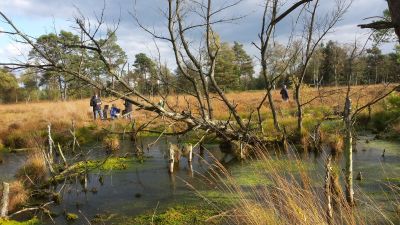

[0,0,395,70]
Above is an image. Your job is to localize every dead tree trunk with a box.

[344,97,354,206]
[1,182,9,218]
[295,85,303,137]
[388,0,400,42]
[358,0,400,43]
[324,157,333,225]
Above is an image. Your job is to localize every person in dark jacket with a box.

[123,99,133,120]
[90,94,103,120]
[103,105,109,120]
[280,85,289,102]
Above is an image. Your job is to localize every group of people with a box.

[90,94,133,120]
[89,85,289,120]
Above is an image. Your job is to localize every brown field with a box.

[0,84,396,148]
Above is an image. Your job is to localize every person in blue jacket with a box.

[110,104,121,119]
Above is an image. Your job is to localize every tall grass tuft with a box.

[191,145,398,225]
[15,152,48,186]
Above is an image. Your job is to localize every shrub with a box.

[8,123,21,131]
[387,92,400,109]
[371,110,400,132]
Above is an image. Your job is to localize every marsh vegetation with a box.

[0,0,400,224]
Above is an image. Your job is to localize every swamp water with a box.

[0,136,399,224]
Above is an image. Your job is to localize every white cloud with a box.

[0,0,396,68]
[0,0,31,9]
[0,42,30,62]
[325,24,370,44]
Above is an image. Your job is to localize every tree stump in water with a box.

[181,144,193,163]
[199,142,205,157]
[219,140,248,159]
[168,144,178,173]
[168,143,193,173]
[356,171,363,181]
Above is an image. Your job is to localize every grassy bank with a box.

[1,85,399,152]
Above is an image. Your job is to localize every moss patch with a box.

[0,218,40,225]
[74,157,139,172]
[66,213,79,221]
[113,206,218,225]
[197,190,243,205]
[225,159,314,188]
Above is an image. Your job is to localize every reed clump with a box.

[328,132,344,154]
[103,134,120,152]
[15,152,48,186]
[3,131,31,149]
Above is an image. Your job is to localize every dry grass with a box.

[15,152,48,186]
[0,85,395,149]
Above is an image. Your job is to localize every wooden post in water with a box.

[188,144,193,163]
[71,120,77,152]
[48,124,53,163]
[57,143,68,167]
[84,173,88,192]
[199,142,205,157]
[324,157,333,225]
[168,144,175,173]
[240,142,244,159]
[187,144,193,177]
[188,161,193,177]
[1,182,9,218]
[45,124,55,174]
